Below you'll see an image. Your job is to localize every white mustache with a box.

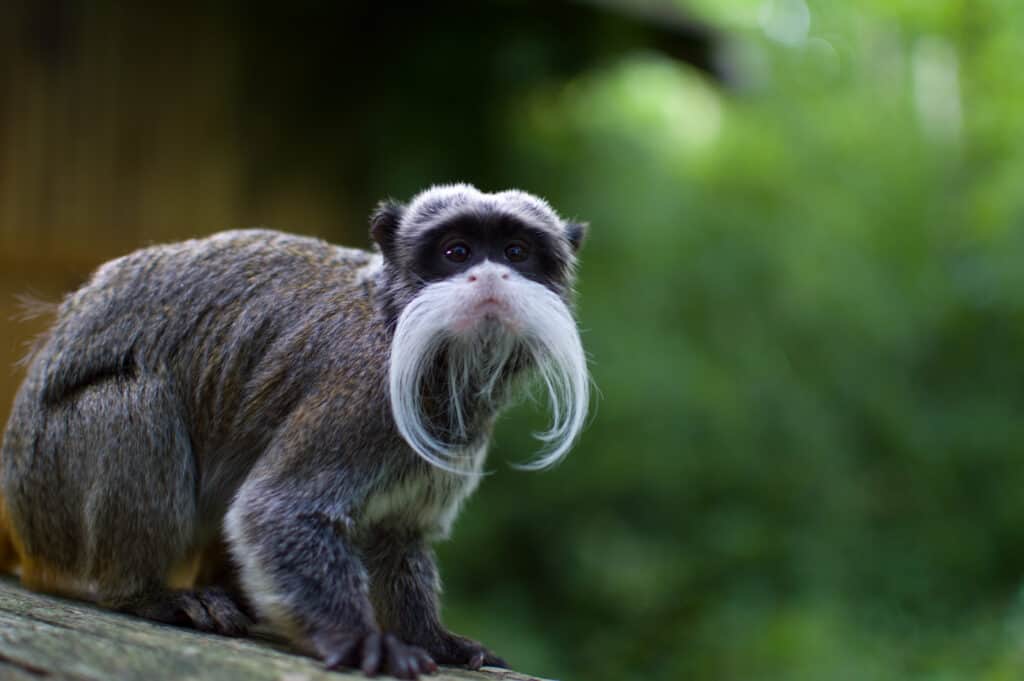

[388,265,589,473]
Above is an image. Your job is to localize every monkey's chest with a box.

[360,464,482,537]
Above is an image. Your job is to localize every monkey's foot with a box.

[426,633,508,670]
[314,630,438,680]
[111,586,251,637]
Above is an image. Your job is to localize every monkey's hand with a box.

[362,537,508,672]
[313,629,438,679]
[423,632,508,671]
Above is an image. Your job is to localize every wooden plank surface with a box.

[0,577,548,681]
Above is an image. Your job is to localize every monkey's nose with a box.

[466,264,512,285]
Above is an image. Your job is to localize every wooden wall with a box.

[0,3,345,426]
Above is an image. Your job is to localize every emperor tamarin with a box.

[0,184,589,678]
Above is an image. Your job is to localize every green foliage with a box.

[433,3,1024,680]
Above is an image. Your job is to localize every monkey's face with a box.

[372,185,589,471]
[409,212,575,334]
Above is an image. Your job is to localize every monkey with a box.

[0,184,590,679]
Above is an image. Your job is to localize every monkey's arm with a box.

[225,454,436,679]
[364,534,507,670]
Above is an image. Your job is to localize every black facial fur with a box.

[411,214,566,291]
[372,187,585,329]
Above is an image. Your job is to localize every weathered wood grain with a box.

[0,577,549,681]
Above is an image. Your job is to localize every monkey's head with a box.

[371,184,589,472]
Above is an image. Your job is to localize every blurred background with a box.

[2,1,1024,679]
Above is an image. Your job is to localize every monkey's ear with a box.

[565,221,588,253]
[370,200,406,257]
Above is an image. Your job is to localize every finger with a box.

[200,592,251,637]
[361,633,382,676]
[384,634,414,680]
[324,640,358,670]
[483,652,509,668]
[180,594,216,632]
[407,654,423,678]
[415,649,439,674]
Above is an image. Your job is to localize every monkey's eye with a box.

[444,242,471,263]
[504,241,529,263]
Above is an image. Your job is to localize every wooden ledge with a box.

[0,577,549,681]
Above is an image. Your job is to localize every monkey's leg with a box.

[12,374,248,635]
[364,533,507,670]
[226,472,437,679]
